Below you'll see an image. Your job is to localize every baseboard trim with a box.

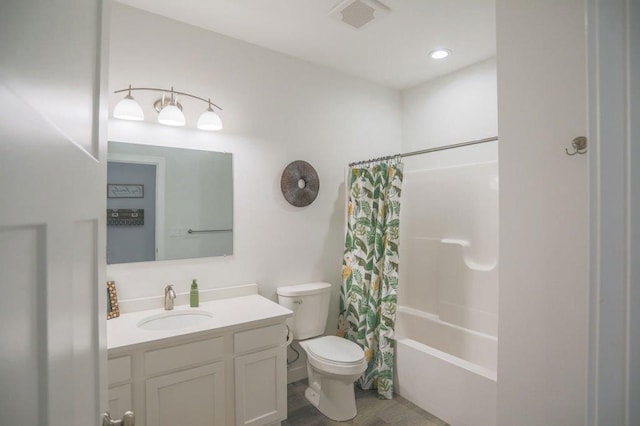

[287,365,307,384]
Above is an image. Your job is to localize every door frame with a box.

[587,0,639,424]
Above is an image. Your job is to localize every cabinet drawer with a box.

[234,323,285,354]
[108,356,131,385]
[145,336,224,376]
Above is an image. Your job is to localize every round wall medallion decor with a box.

[281,160,320,207]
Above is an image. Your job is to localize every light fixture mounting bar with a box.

[113,86,223,111]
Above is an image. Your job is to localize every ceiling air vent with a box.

[329,0,390,30]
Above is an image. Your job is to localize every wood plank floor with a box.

[282,380,449,425]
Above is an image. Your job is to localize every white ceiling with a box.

[115,0,496,90]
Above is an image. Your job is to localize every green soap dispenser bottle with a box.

[190,279,199,307]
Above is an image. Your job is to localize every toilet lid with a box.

[306,336,364,364]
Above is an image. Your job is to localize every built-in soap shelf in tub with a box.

[439,238,496,272]
[400,236,498,337]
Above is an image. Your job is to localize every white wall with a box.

[496,1,588,425]
[106,3,402,341]
[401,58,498,169]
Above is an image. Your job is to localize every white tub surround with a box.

[396,158,498,426]
[396,306,497,375]
[395,307,497,426]
[396,337,496,426]
[399,162,499,337]
[108,285,293,426]
[397,57,499,426]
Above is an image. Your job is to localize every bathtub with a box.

[394,306,497,426]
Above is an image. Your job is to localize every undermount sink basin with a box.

[137,310,214,331]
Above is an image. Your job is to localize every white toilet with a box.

[277,282,367,422]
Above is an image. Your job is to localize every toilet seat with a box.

[300,336,367,376]
[307,336,364,364]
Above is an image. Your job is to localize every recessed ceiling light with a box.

[429,48,451,60]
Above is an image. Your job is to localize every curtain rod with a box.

[348,136,499,167]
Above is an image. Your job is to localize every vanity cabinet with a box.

[234,324,288,426]
[108,318,288,426]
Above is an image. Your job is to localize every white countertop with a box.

[108,294,293,351]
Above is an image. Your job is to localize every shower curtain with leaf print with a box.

[337,161,403,399]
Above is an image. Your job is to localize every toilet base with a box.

[305,365,359,421]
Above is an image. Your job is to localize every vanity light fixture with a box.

[197,100,223,131]
[156,90,186,127]
[112,85,223,131]
[113,85,144,121]
[429,48,451,60]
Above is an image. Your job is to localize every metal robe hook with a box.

[566,136,588,156]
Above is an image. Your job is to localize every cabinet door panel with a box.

[146,362,225,426]
[235,347,286,426]
[108,384,132,420]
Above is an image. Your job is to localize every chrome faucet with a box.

[164,284,176,310]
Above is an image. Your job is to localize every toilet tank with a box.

[277,282,331,340]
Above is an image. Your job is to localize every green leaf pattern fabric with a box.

[337,162,403,399]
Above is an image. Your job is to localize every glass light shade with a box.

[158,104,186,126]
[113,95,144,121]
[197,108,223,131]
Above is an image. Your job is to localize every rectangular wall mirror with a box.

[107,141,233,264]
